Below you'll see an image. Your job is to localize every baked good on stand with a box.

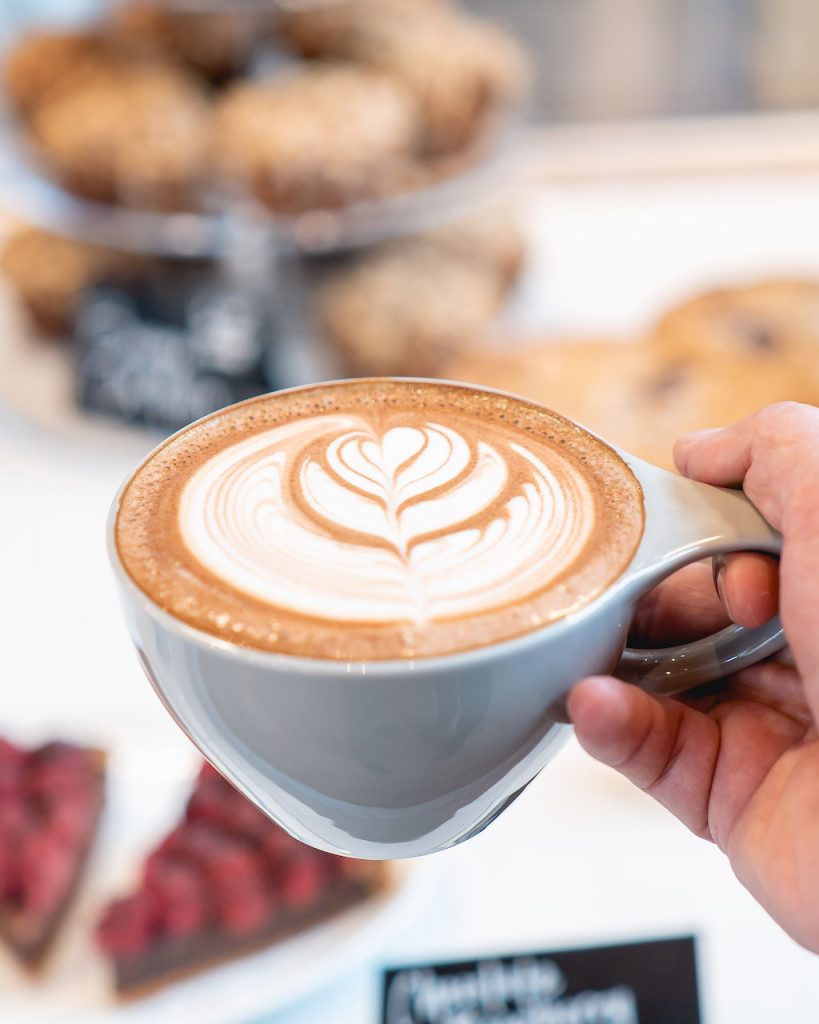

[318,210,523,376]
[3,29,132,119]
[276,0,528,155]
[29,63,210,210]
[0,739,105,968]
[112,2,259,83]
[0,228,143,334]
[212,66,420,214]
[95,762,387,996]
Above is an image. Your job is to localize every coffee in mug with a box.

[116,379,645,660]
[111,379,783,858]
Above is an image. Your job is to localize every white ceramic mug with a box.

[109,384,784,860]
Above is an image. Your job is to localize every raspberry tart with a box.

[96,763,387,995]
[0,738,106,967]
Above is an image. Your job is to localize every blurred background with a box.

[2,2,819,1023]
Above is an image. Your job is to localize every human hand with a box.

[568,402,819,952]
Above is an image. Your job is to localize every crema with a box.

[115,380,644,659]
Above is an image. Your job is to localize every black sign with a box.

[73,261,278,434]
[382,937,700,1024]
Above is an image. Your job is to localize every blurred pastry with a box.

[3,28,130,118]
[112,2,257,82]
[319,239,514,377]
[651,279,819,378]
[275,0,449,58]
[276,1,528,154]
[212,66,420,214]
[444,338,652,448]
[0,228,141,334]
[420,205,525,287]
[0,739,105,968]
[444,337,811,471]
[29,64,209,210]
[95,762,386,996]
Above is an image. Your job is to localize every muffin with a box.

[212,66,420,214]
[0,227,141,334]
[112,2,258,82]
[419,205,525,288]
[319,242,511,377]
[3,29,130,118]
[277,1,528,154]
[29,64,210,210]
[275,0,449,58]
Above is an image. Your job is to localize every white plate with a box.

[0,759,434,1024]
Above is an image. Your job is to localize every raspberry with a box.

[153,825,190,859]
[222,794,270,840]
[96,895,152,957]
[186,778,232,828]
[45,791,97,847]
[144,858,208,937]
[0,745,25,800]
[280,855,326,909]
[0,739,23,768]
[197,761,222,785]
[19,830,74,914]
[219,884,274,935]
[260,823,299,866]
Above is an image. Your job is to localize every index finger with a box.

[672,401,819,715]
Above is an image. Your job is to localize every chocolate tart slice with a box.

[96,763,386,996]
[0,739,106,967]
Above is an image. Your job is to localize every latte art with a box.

[115,380,645,659]
[179,417,596,625]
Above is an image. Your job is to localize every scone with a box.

[212,66,420,214]
[276,1,528,155]
[30,64,210,210]
[0,227,141,334]
[319,241,511,377]
[112,2,257,82]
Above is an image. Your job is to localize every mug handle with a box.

[613,454,785,697]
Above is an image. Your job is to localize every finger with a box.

[674,402,819,715]
[567,676,720,841]
[568,674,807,851]
[682,661,811,724]
[673,402,819,528]
[631,562,729,644]
[630,554,779,644]
[717,552,779,629]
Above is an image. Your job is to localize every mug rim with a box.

[108,376,648,677]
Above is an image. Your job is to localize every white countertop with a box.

[4,169,819,1022]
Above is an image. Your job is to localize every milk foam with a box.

[178,413,597,625]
